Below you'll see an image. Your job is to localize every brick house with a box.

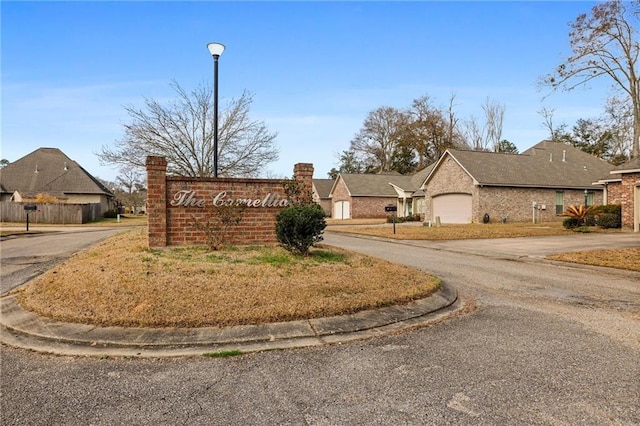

[0,147,114,214]
[598,156,640,232]
[421,141,614,224]
[312,179,333,216]
[328,167,433,219]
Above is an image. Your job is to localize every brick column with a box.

[146,156,168,247]
[293,163,314,203]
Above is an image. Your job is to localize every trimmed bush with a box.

[563,217,581,229]
[276,204,327,256]
[598,213,622,229]
[587,204,621,229]
[591,204,621,215]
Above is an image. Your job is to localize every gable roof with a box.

[424,141,614,189]
[330,165,434,198]
[312,179,334,199]
[0,148,113,197]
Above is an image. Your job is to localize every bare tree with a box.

[539,107,557,139]
[539,0,640,158]
[538,107,571,142]
[98,81,279,177]
[404,95,463,166]
[604,95,634,162]
[463,115,488,151]
[460,98,504,151]
[483,98,505,152]
[115,166,147,213]
[349,106,408,172]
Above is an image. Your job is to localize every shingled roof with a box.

[331,164,435,198]
[312,179,334,199]
[424,141,614,189]
[612,156,640,174]
[0,148,113,198]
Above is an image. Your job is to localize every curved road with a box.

[0,227,128,295]
[1,230,639,425]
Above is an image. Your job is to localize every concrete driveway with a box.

[1,231,638,424]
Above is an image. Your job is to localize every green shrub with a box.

[587,205,621,229]
[597,212,622,229]
[276,204,327,256]
[563,217,581,229]
[386,214,421,223]
[590,204,621,215]
[103,209,118,219]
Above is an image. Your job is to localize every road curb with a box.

[0,283,459,358]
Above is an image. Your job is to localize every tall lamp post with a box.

[207,42,225,178]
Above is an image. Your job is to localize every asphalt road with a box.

[1,231,639,425]
[0,227,127,295]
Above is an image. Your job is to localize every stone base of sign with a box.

[145,156,314,248]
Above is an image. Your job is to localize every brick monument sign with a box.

[146,156,314,248]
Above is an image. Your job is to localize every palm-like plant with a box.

[562,204,595,225]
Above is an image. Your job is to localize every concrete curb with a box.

[0,283,459,358]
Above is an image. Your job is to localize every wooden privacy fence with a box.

[0,202,103,224]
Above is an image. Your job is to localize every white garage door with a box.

[333,201,351,220]
[432,194,472,224]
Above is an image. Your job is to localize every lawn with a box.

[16,227,441,328]
[14,220,636,329]
[327,221,573,240]
[327,221,638,272]
[547,248,640,272]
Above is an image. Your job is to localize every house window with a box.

[555,191,564,214]
[415,198,425,214]
[586,192,594,207]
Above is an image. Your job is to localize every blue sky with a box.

[2,1,612,181]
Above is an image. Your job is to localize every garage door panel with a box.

[433,194,472,224]
[333,201,350,219]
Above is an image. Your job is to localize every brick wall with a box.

[145,157,314,247]
[478,187,603,223]
[612,172,640,229]
[351,196,396,219]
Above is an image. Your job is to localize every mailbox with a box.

[24,204,37,211]
[384,205,397,212]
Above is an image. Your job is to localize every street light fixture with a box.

[207,42,225,177]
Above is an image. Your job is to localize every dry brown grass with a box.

[17,227,440,328]
[328,222,572,240]
[547,248,640,272]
